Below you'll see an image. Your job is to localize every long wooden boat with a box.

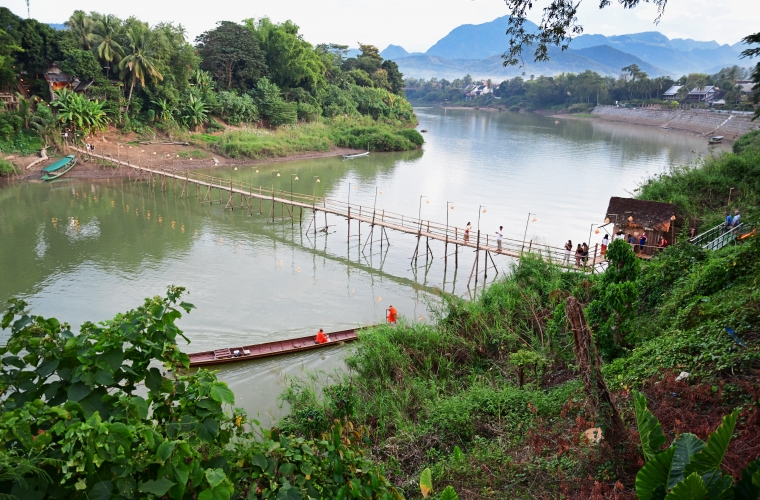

[343,151,370,160]
[708,136,724,144]
[187,327,365,367]
[41,155,77,181]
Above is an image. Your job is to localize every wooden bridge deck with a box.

[71,147,606,274]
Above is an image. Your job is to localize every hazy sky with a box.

[6,0,758,53]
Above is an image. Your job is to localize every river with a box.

[0,107,729,422]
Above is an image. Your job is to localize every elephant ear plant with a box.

[633,391,760,500]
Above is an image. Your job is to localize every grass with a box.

[176,149,209,159]
[205,116,422,160]
[0,130,43,155]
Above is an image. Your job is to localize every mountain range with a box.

[380,15,747,81]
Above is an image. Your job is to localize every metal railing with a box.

[689,222,745,251]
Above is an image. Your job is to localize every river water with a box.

[0,107,728,422]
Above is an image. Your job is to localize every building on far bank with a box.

[736,80,755,95]
[688,86,717,103]
[43,63,94,101]
[604,197,678,256]
[662,85,683,100]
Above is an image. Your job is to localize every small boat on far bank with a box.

[708,136,724,145]
[187,326,372,367]
[343,151,370,160]
[41,155,77,181]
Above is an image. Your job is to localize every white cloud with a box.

[6,0,758,52]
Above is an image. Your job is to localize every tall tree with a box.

[381,60,404,95]
[196,21,265,91]
[91,13,123,78]
[246,19,325,92]
[119,23,163,112]
[740,32,760,118]
[65,10,94,50]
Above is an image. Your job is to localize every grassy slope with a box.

[277,138,760,499]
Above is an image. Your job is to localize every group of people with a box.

[563,240,590,268]
[725,210,742,231]
[315,305,398,344]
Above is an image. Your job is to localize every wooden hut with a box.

[604,197,678,256]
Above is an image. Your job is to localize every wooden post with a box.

[347,207,351,242]
[591,243,598,275]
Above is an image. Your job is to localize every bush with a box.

[733,129,760,155]
[0,159,16,177]
[214,90,259,126]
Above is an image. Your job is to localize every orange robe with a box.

[387,307,398,323]
[316,331,328,344]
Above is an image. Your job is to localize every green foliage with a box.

[733,129,760,155]
[0,290,403,499]
[0,158,15,176]
[586,239,640,360]
[632,391,751,500]
[196,21,265,91]
[213,90,258,125]
[51,89,110,135]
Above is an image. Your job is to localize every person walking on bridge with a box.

[732,210,741,228]
[464,222,471,243]
[495,226,503,252]
[387,305,398,325]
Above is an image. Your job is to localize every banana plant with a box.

[633,391,760,499]
[420,468,459,500]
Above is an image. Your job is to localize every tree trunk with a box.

[565,296,625,440]
[125,75,136,113]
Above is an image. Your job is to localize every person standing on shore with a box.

[387,305,398,325]
[575,244,583,267]
[495,226,503,252]
[563,240,573,265]
[582,242,589,267]
[600,234,609,256]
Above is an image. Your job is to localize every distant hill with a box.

[568,31,743,74]
[394,45,666,81]
[387,15,745,80]
[425,15,538,60]
[381,45,410,60]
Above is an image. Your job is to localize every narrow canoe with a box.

[41,155,77,181]
[708,136,724,144]
[343,152,370,160]
[187,327,365,367]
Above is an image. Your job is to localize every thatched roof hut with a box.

[605,197,678,255]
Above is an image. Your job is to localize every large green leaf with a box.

[157,441,176,461]
[100,349,124,372]
[664,472,707,500]
[636,447,676,500]
[89,481,114,500]
[67,382,92,402]
[684,411,738,487]
[205,468,226,488]
[634,391,667,462]
[93,369,115,386]
[138,478,176,496]
[669,433,705,489]
[145,367,163,392]
[420,468,433,498]
[209,383,235,405]
[440,486,459,500]
[197,418,220,443]
[733,458,760,500]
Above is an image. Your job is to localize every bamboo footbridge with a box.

[73,147,606,285]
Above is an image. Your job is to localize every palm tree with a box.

[91,14,124,79]
[65,11,94,50]
[119,24,163,113]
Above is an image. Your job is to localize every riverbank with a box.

[586,106,760,142]
[4,116,423,182]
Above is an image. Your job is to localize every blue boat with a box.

[41,155,77,181]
